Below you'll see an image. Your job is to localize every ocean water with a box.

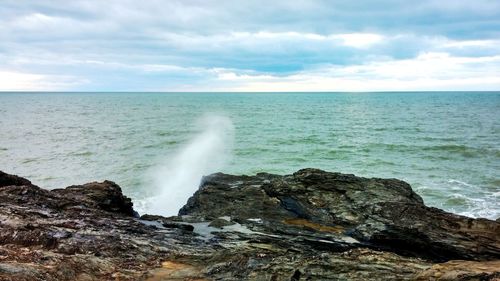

[0,92,499,219]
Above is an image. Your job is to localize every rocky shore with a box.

[0,169,499,280]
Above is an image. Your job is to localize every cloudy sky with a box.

[1,0,499,91]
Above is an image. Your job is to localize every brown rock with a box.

[0,169,499,280]
[414,260,500,280]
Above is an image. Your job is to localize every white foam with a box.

[448,179,475,188]
[146,114,234,216]
[247,218,263,223]
[414,179,499,220]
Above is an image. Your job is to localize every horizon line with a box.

[1,90,500,94]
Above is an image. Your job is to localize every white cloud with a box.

[440,39,500,48]
[0,70,86,91]
[337,52,500,79]
[202,53,500,91]
[1,12,117,38]
[10,13,59,30]
[0,1,499,91]
[218,76,500,92]
[157,31,385,51]
[331,33,384,48]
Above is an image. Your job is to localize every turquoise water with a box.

[1,92,499,218]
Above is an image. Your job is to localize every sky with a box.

[1,0,499,91]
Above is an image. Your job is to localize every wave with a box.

[421,144,500,158]
[414,179,499,220]
[353,143,499,158]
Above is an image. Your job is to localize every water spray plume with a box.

[149,115,234,216]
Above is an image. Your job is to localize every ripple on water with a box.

[156,131,171,136]
[365,160,396,167]
[1,92,499,219]
[487,179,500,187]
[21,158,39,164]
[421,144,493,158]
[69,151,93,157]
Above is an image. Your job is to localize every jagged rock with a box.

[0,169,499,280]
[414,260,500,280]
[162,222,195,232]
[180,168,500,261]
[208,218,235,228]
[0,171,32,187]
[52,181,135,216]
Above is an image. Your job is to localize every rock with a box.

[208,218,235,228]
[52,181,135,216]
[0,169,499,280]
[0,171,33,187]
[181,168,500,261]
[414,260,500,280]
[162,222,194,232]
[140,214,184,222]
[140,214,169,221]
[146,261,204,281]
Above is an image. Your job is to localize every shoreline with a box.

[0,169,499,280]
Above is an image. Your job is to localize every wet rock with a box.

[0,169,499,280]
[162,222,194,232]
[414,260,500,280]
[181,168,500,261]
[140,214,168,221]
[208,218,235,228]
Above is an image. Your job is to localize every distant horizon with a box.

[1,90,500,94]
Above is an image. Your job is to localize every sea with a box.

[1,92,499,219]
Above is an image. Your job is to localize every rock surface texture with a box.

[0,168,498,280]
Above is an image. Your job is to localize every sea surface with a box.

[1,92,499,219]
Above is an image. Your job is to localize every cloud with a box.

[0,70,86,91]
[0,0,499,91]
[332,33,384,48]
[202,52,500,91]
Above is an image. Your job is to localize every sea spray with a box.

[148,115,234,216]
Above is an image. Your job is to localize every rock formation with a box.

[0,169,498,280]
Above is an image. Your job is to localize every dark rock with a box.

[0,171,33,187]
[181,168,500,262]
[140,214,167,221]
[140,214,183,222]
[0,169,499,280]
[208,218,235,228]
[52,181,135,216]
[162,222,194,232]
